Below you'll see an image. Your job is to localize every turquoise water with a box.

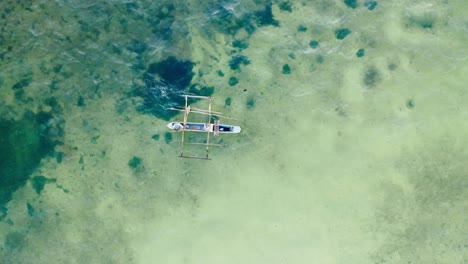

[1,0,468,263]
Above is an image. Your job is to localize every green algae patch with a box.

[164,132,173,143]
[297,25,307,32]
[246,97,255,109]
[343,0,358,9]
[134,56,212,121]
[364,0,378,10]
[77,95,85,107]
[4,232,26,251]
[363,66,381,88]
[31,175,57,195]
[225,97,232,107]
[229,55,251,71]
[208,1,280,37]
[406,99,414,109]
[0,110,63,207]
[26,202,35,216]
[335,28,352,39]
[282,64,291,74]
[356,48,365,57]
[309,40,319,48]
[279,2,292,12]
[255,2,279,27]
[404,14,436,29]
[128,156,142,169]
[232,39,249,50]
[228,77,239,86]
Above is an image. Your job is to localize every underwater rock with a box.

[229,55,251,71]
[151,134,160,141]
[335,28,352,39]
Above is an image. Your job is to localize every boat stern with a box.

[232,126,242,133]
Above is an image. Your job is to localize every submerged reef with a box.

[133,56,213,120]
[0,109,64,209]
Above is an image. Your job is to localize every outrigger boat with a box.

[167,95,241,160]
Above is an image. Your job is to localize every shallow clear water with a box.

[1,0,467,263]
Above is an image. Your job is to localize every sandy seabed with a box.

[1,0,467,263]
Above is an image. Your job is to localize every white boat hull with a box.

[167,122,241,134]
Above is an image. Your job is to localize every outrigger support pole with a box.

[205,97,212,159]
[180,95,189,157]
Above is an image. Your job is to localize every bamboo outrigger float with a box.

[167,95,241,160]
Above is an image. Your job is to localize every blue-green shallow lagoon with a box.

[1,0,467,263]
